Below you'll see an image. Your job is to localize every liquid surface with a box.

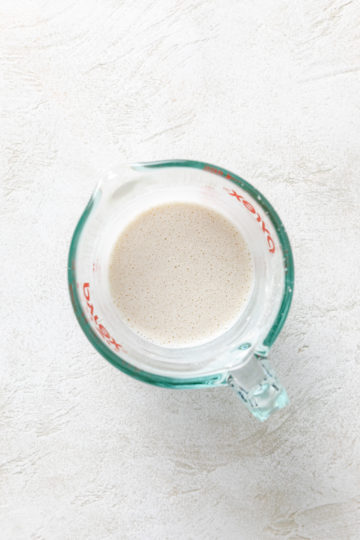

[109,202,253,346]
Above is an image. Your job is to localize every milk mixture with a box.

[109,202,254,346]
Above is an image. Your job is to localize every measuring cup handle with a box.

[228,355,289,421]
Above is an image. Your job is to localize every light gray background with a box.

[1,1,360,538]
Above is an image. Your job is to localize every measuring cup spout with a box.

[228,355,288,421]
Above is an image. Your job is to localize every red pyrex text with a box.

[83,282,122,352]
[203,165,275,253]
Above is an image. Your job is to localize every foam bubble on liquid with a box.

[109,202,254,347]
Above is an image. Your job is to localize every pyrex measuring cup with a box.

[68,160,294,421]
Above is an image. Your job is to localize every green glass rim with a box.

[68,159,294,388]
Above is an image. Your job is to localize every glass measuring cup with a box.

[68,160,294,421]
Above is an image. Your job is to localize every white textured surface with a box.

[1,1,360,538]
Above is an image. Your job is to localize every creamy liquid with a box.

[109,202,253,346]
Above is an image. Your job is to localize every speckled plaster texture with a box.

[1,1,360,539]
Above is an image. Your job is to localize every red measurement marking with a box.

[203,165,275,254]
[203,164,233,180]
[82,283,123,352]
